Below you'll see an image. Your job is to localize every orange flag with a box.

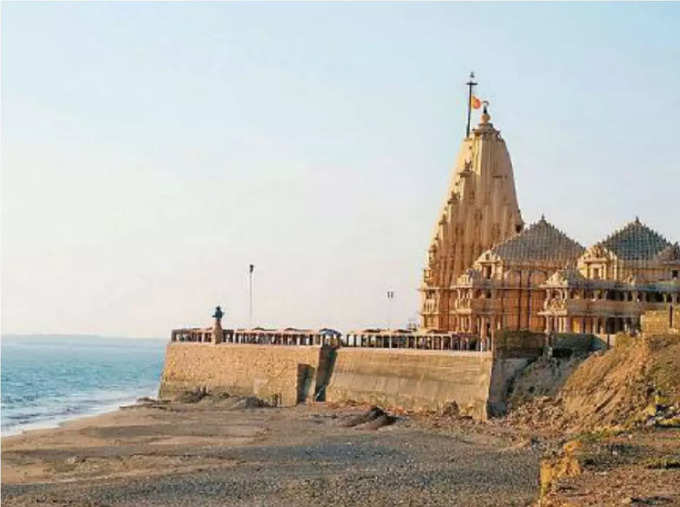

[470,95,482,109]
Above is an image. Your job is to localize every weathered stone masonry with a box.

[159,341,532,420]
[159,343,328,406]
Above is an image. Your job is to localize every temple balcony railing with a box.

[453,298,502,313]
[422,300,437,313]
[540,299,671,316]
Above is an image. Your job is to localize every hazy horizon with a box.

[3,2,679,337]
[1,333,167,340]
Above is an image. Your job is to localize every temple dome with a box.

[488,217,585,264]
[596,219,671,261]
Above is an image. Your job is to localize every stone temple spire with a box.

[420,101,524,331]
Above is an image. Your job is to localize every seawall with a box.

[324,348,493,419]
[159,343,328,406]
[159,343,532,419]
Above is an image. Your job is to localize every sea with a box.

[1,335,167,436]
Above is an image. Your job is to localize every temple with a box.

[164,83,679,418]
[420,108,680,340]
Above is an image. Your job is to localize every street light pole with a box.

[249,264,254,328]
[386,290,395,329]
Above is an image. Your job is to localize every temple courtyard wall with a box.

[159,343,532,420]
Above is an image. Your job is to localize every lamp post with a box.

[386,290,395,329]
[249,264,254,328]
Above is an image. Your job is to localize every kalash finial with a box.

[481,100,491,124]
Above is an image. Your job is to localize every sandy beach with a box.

[1,397,541,506]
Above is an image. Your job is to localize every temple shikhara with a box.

[420,102,679,341]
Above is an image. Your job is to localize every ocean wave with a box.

[1,385,160,436]
[1,335,165,437]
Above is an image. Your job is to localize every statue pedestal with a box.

[212,320,223,344]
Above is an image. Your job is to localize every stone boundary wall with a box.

[159,343,325,406]
[324,348,494,419]
[641,307,679,335]
[495,330,546,358]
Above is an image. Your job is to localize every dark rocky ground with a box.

[2,400,541,506]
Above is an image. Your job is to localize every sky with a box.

[2,2,679,338]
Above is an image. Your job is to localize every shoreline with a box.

[1,386,160,439]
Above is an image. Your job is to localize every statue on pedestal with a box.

[212,305,224,344]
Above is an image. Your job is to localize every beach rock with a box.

[229,396,268,409]
[357,413,397,431]
[177,388,207,403]
[340,406,394,428]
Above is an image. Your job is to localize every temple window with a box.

[484,266,492,279]
[592,267,600,279]
[673,270,679,279]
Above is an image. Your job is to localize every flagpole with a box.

[465,72,478,138]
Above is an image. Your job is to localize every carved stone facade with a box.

[447,217,585,339]
[539,219,680,335]
[420,113,679,338]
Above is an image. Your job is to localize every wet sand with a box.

[2,399,541,506]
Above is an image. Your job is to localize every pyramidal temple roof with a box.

[597,218,671,261]
[489,217,585,263]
